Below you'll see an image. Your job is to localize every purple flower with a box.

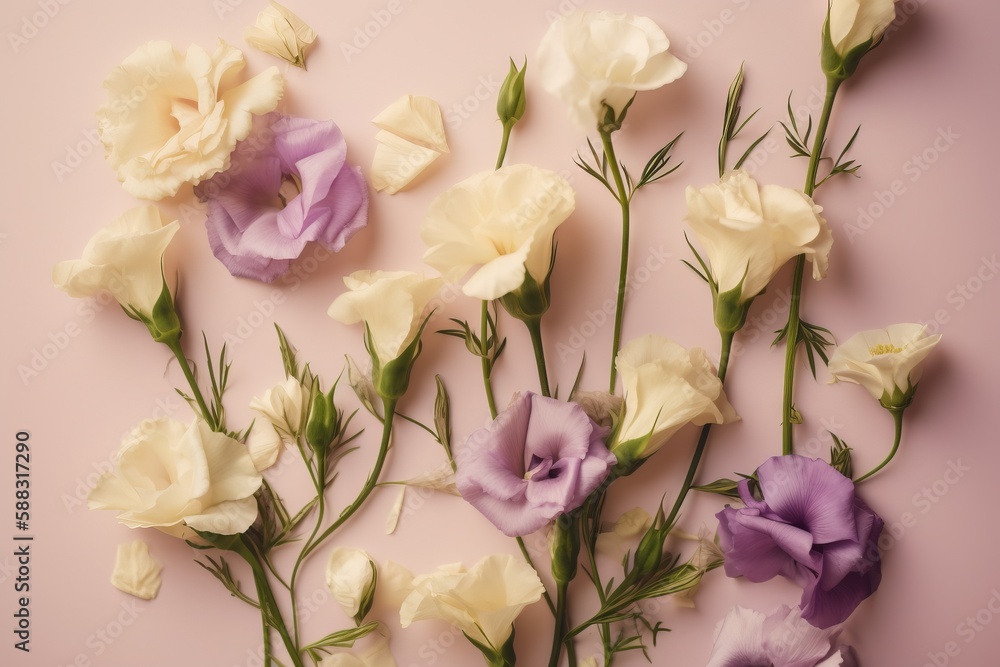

[706,605,857,667]
[455,392,616,537]
[194,112,368,282]
[716,456,883,629]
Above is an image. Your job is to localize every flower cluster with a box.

[53,0,946,665]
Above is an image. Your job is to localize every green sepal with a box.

[821,13,881,81]
[498,266,551,323]
[353,560,378,625]
[880,381,916,411]
[367,311,433,401]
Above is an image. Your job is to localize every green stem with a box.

[289,465,327,647]
[780,77,842,456]
[239,539,304,667]
[300,399,397,562]
[496,121,514,171]
[516,536,555,613]
[481,301,499,419]
[547,581,569,667]
[525,318,551,397]
[260,608,272,667]
[663,332,734,531]
[855,409,905,483]
[599,129,632,393]
[164,337,215,430]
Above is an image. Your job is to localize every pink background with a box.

[2,0,998,665]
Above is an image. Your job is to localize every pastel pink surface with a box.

[2,0,998,665]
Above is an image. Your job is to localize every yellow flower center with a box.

[869,343,904,356]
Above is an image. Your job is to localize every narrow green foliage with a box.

[773,319,835,379]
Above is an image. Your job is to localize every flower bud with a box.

[632,505,667,580]
[326,547,377,624]
[305,384,340,454]
[821,0,896,81]
[550,515,581,586]
[497,58,527,127]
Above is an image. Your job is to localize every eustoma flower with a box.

[194,112,369,282]
[97,41,283,200]
[611,335,737,470]
[328,271,443,400]
[716,456,883,628]
[52,205,178,322]
[88,418,263,539]
[828,323,942,410]
[536,10,687,130]
[824,0,897,80]
[421,164,574,312]
[685,169,833,332]
[399,554,544,661]
[707,605,857,667]
[455,392,616,537]
[326,547,377,623]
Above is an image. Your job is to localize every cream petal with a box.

[246,421,284,472]
[370,130,442,194]
[385,487,405,535]
[373,95,449,154]
[184,496,258,534]
[326,548,376,618]
[110,540,163,600]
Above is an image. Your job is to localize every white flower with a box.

[685,169,833,304]
[399,554,544,653]
[110,540,162,600]
[421,165,575,300]
[536,10,687,130]
[97,40,283,200]
[670,526,724,609]
[52,206,179,317]
[828,0,896,58]
[250,377,307,439]
[613,336,738,464]
[326,548,377,620]
[595,507,652,562]
[371,95,449,195]
[88,418,262,539]
[328,271,443,365]
[828,323,942,409]
[244,1,317,68]
[707,605,851,667]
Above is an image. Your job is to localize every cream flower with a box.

[110,540,162,600]
[421,165,575,301]
[53,206,178,318]
[328,271,443,365]
[399,554,544,653]
[828,0,896,58]
[250,377,307,439]
[244,1,317,68]
[612,335,738,465]
[537,10,687,130]
[97,40,283,200]
[326,547,377,620]
[88,418,262,539]
[685,169,833,303]
[371,95,449,195]
[828,323,942,409]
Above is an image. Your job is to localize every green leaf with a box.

[302,621,379,658]
[274,323,299,379]
[637,132,683,189]
[692,478,743,498]
[195,556,259,609]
